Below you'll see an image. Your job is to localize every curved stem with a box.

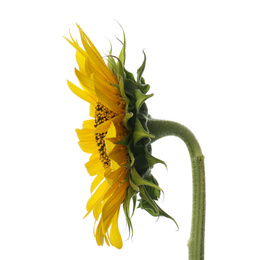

[147,118,206,260]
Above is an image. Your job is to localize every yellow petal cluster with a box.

[66,25,129,249]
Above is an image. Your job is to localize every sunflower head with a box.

[66,25,177,249]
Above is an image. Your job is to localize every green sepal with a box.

[118,25,126,65]
[135,89,154,112]
[110,56,127,101]
[140,77,145,84]
[138,186,159,215]
[129,177,139,191]
[116,134,131,146]
[124,68,136,82]
[133,118,154,145]
[118,75,129,103]
[139,199,179,230]
[145,149,167,169]
[137,51,146,83]
[130,167,162,191]
[122,161,132,169]
[138,83,150,94]
[123,112,134,131]
[102,30,177,234]
[109,82,120,92]
[131,192,137,217]
[123,79,138,98]
[127,141,135,167]
[107,41,117,76]
[156,205,179,229]
[145,175,161,200]
[138,200,157,216]
[123,187,137,236]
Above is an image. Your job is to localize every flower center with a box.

[94,102,117,168]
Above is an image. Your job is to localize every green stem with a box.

[147,118,206,260]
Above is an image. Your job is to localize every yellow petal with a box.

[105,140,115,156]
[104,233,110,246]
[109,209,123,249]
[91,173,104,193]
[76,25,105,64]
[76,51,86,73]
[105,116,127,140]
[109,145,128,166]
[111,114,125,124]
[85,180,109,214]
[110,159,120,172]
[65,33,87,59]
[85,153,104,176]
[82,119,95,130]
[102,181,128,229]
[75,68,96,97]
[77,25,117,84]
[93,72,119,95]
[105,121,116,139]
[78,138,97,153]
[93,197,109,221]
[85,55,116,85]
[94,85,123,114]
[95,220,105,246]
[92,119,111,134]
[75,128,93,142]
[67,80,94,104]
[103,169,127,199]
[104,167,126,183]
[89,103,95,118]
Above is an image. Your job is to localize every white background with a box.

[1,0,272,259]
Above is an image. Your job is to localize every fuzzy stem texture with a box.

[147,118,206,260]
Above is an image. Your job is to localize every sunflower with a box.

[66,25,177,249]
